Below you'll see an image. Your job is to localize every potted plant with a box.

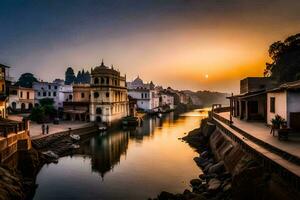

[271,115,285,129]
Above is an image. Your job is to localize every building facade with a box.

[90,61,129,123]
[267,81,300,129]
[0,64,9,118]
[63,84,90,121]
[159,93,175,110]
[8,86,35,112]
[127,77,159,112]
[33,80,73,109]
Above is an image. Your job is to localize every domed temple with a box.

[90,61,129,124]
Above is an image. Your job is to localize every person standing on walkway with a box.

[46,125,49,134]
[42,124,45,135]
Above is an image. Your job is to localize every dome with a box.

[92,60,119,76]
[132,76,143,86]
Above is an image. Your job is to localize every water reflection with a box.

[33,109,207,200]
[78,132,130,178]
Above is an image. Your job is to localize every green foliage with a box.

[30,107,45,123]
[271,115,286,129]
[264,33,300,83]
[15,73,38,88]
[30,98,57,123]
[39,98,54,107]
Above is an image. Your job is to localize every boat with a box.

[122,116,139,126]
[70,134,80,141]
[99,126,107,131]
[42,151,59,159]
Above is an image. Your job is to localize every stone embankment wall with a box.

[32,124,98,149]
[0,130,31,163]
[205,121,299,200]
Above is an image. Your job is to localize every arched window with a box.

[96,107,102,114]
[94,77,99,84]
[96,116,102,122]
[101,77,105,84]
[21,103,26,111]
[28,103,33,110]
[94,92,99,98]
[12,102,16,110]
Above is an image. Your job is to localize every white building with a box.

[33,80,73,109]
[267,80,300,129]
[8,86,35,112]
[53,79,73,108]
[89,61,129,123]
[127,77,159,112]
[159,93,175,110]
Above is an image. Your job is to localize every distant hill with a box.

[181,90,229,107]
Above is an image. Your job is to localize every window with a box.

[48,92,51,96]
[101,77,104,84]
[48,85,51,90]
[53,92,57,97]
[27,92,30,99]
[94,78,99,84]
[94,92,99,98]
[38,92,41,96]
[270,97,275,113]
[96,107,102,114]
[43,92,46,97]
[69,95,73,100]
[141,93,144,98]
[54,86,57,89]
[20,91,23,98]
[81,93,85,98]
[106,92,109,97]
[106,77,109,84]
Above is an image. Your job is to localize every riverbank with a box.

[153,118,300,200]
[0,124,99,200]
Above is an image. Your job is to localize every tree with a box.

[264,33,300,83]
[30,98,56,123]
[65,67,75,85]
[15,73,38,88]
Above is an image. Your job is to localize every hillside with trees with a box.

[264,33,300,83]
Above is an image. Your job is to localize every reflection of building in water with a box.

[129,113,174,141]
[79,131,129,178]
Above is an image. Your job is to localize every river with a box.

[33,109,208,200]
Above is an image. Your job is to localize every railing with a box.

[0,120,28,137]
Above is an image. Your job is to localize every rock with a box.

[218,171,231,180]
[184,192,206,200]
[200,151,209,158]
[183,189,191,195]
[203,163,213,173]
[205,173,218,179]
[207,178,221,191]
[190,179,202,187]
[158,191,175,200]
[194,157,207,168]
[208,161,224,174]
[223,183,232,192]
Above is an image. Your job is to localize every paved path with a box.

[218,112,300,160]
[213,116,300,177]
[29,121,92,139]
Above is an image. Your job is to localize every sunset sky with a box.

[1,0,300,93]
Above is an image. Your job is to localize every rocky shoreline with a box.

[152,118,300,200]
[151,118,232,200]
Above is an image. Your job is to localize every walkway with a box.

[29,121,93,140]
[216,112,300,161]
